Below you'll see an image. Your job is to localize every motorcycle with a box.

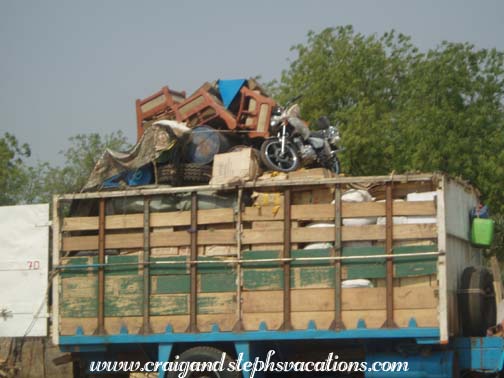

[259,103,342,173]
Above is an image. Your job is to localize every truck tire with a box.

[166,346,240,378]
[459,266,496,336]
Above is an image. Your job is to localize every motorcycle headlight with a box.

[327,127,341,145]
[331,134,341,145]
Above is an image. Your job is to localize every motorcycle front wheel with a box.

[260,139,301,172]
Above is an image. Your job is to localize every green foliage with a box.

[0,133,31,206]
[273,26,504,257]
[33,132,130,203]
[273,26,504,209]
[1,131,130,205]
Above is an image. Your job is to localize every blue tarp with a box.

[218,79,246,108]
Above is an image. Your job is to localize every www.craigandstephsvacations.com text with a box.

[89,350,409,377]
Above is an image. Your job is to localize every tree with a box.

[274,26,422,174]
[1,131,130,205]
[272,26,504,257]
[0,133,31,206]
[272,26,504,210]
[31,132,130,203]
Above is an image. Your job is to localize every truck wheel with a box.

[166,346,240,378]
[459,266,496,336]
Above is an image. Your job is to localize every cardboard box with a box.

[210,148,261,185]
[292,188,334,204]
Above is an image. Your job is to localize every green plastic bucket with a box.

[471,218,495,247]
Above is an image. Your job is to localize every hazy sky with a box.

[1,0,503,166]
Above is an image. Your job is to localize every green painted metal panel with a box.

[61,256,98,277]
[342,246,386,279]
[292,266,335,289]
[197,294,236,314]
[105,255,138,276]
[60,296,97,317]
[105,295,143,317]
[394,245,438,277]
[199,273,237,293]
[156,275,191,294]
[105,276,143,295]
[242,250,281,267]
[150,294,188,315]
[243,268,283,290]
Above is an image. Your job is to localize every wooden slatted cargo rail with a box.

[52,173,482,345]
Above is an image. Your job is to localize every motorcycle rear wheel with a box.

[260,139,301,172]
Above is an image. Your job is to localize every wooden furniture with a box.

[135,86,186,140]
[135,80,277,141]
[236,86,277,138]
[175,83,237,131]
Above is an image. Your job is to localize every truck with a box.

[47,172,504,377]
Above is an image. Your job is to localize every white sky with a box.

[1,0,503,165]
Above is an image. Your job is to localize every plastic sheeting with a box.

[107,192,240,215]
[83,123,179,191]
[217,79,246,108]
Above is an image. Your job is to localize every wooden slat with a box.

[63,202,434,231]
[62,229,238,251]
[394,201,436,216]
[62,224,436,251]
[242,201,435,223]
[63,208,235,231]
[242,287,437,314]
[56,173,438,201]
[63,216,100,231]
[242,224,437,244]
[343,202,385,218]
[197,314,236,332]
[242,206,283,222]
[394,224,437,240]
[60,307,439,334]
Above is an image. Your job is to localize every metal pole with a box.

[282,188,292,330]
[383,182,397,328]
[96,198,106,334]
[233,188,243,331]
[141,198,151,333]
[188,192,199,332]
[331,185,345,330]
